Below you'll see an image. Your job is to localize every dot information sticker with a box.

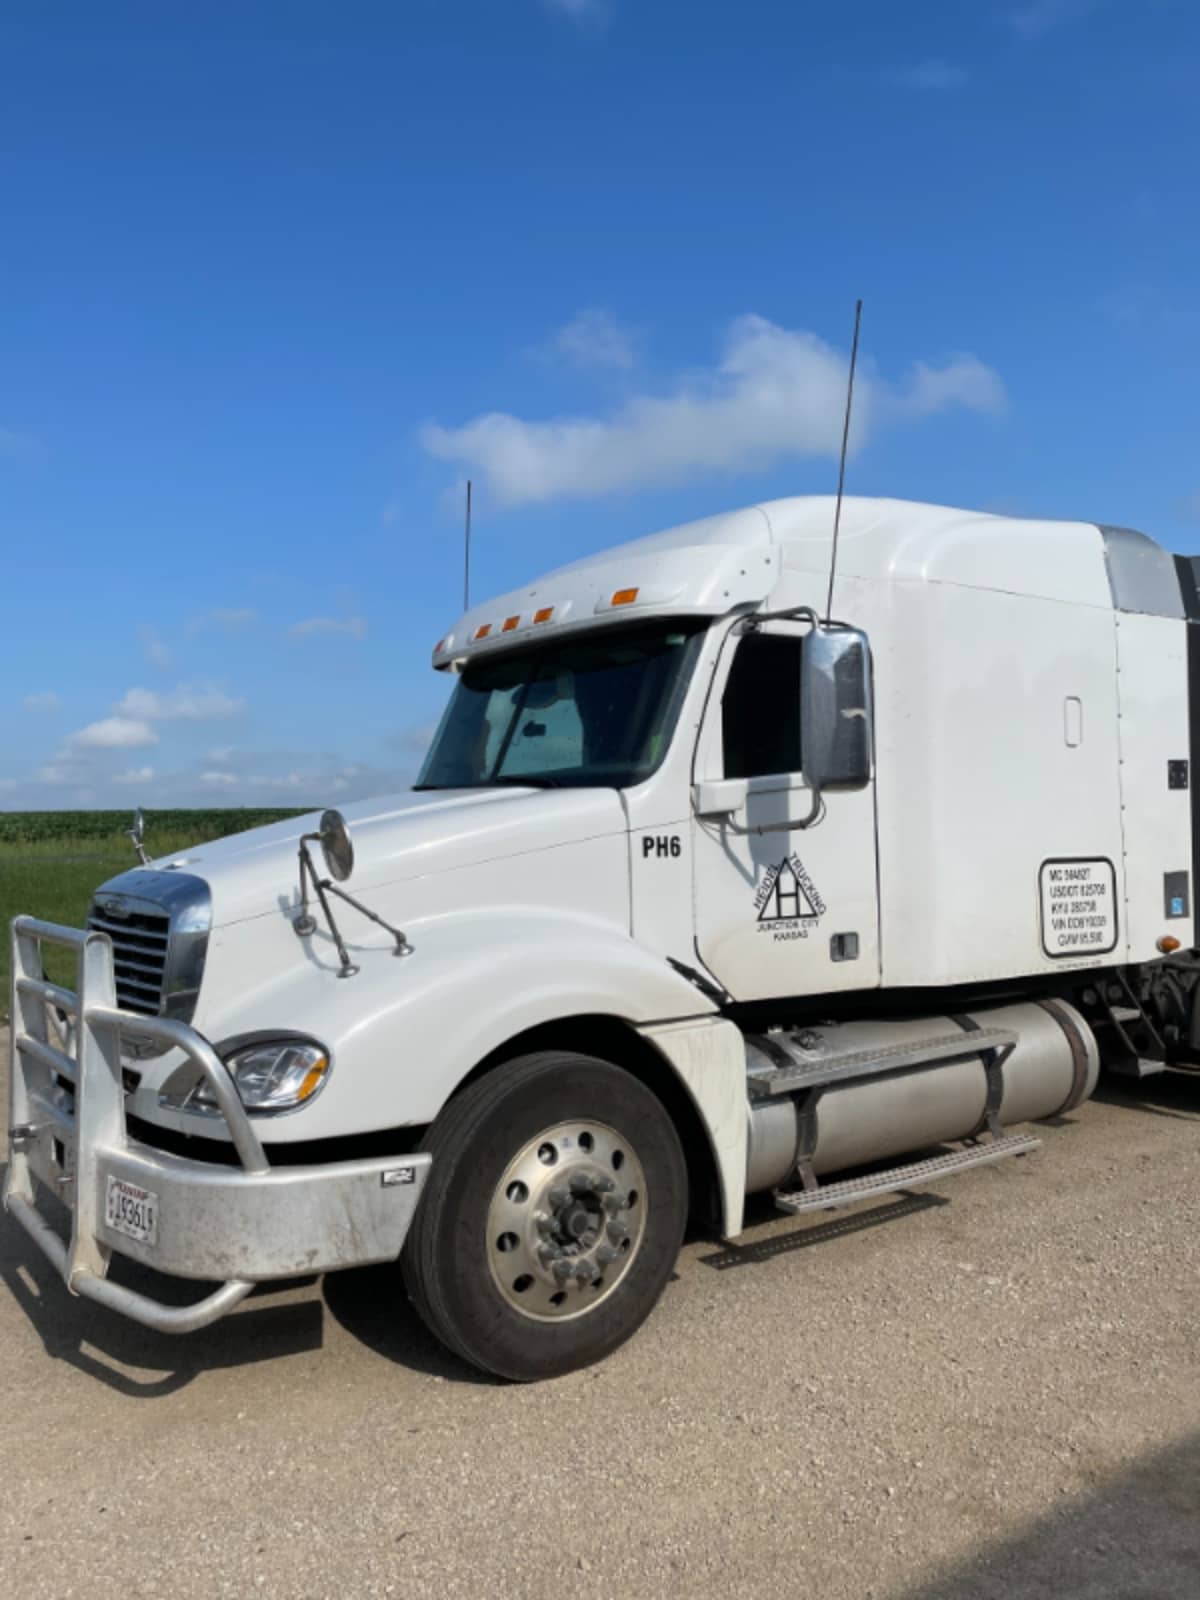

[1039,858,1118,958]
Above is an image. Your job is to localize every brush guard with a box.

[5,916,429,1334]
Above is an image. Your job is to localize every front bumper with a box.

[5,916,430,1334]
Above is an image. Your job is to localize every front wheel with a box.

[401,1050,688,1381]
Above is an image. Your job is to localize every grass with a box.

[0,809,306,1005]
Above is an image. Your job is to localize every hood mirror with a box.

[319,808,355,882]
[296,805,412,976]
[128,805,150,866]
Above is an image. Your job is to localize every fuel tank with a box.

[744,1000,1098,1194]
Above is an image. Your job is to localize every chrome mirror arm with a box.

[293,833,414,974]
[295,835,359,978]
[710,788,824,835]
[318,879,413,959]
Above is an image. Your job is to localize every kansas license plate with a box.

[105,1176,158,1246]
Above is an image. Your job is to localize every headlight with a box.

[170,1038,331,1116]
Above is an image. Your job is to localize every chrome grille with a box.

[85,867,212,1038]
[86,908,170,1015]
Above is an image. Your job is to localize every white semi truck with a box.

[9,495,1200,1380]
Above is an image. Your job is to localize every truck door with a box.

[690,620,882,1002]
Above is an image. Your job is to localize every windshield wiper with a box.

[489,775,564,788]
[413,777,565,791]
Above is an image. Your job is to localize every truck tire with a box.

[401,1050,688,1381]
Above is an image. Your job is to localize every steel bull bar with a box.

[5,916,430,1334]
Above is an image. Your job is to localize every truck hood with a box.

[128,787,629,928]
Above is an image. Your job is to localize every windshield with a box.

[416,620,707,790]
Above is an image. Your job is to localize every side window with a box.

[721,632,803,779]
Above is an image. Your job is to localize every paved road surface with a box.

[2,1023,1198,1599]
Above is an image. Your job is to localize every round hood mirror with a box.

[319,808,354,882]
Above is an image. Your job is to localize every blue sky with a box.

[3,0,1198,809]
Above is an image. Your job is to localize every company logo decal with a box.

[99,896,131,919]
[755,855,826,941]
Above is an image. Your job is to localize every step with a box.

[773,1133,1041,1216]
[1107,1056,1167,1079]
[1105,1006,1143,1024]
[747,1026,1017,1099]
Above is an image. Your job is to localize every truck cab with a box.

[8,496,1198,1379]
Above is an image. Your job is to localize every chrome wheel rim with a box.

[486,1119,648,1322]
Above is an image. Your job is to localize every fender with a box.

[145,906,721,1144]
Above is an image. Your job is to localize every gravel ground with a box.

[2,1021,1198,1600]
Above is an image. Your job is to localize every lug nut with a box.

[552,1259,574,1282]
[606,1220,625,1242]
[569,1173,594,1196]
[534,1211,554,1235]
[548,1187,569,1210]
[596,1245,618,1265]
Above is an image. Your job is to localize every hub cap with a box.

[486,1119,648,1321]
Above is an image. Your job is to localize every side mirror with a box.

[801,625,873,791]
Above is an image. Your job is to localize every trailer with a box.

[8,495,1200,1378]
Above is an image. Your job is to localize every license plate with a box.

[105,1176,158,1246]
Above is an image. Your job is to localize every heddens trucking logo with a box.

[754,855,826,941]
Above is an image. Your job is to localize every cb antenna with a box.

[825,298,863,623]
[463,479,473,611]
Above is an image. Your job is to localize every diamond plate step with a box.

[773,1133,1041,1216]
[747,1027,1017,1099]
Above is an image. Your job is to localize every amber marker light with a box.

[502,615,520,632]
[533,606,555,624]
[473,623,492,640]
[611,587,639,606]
[1157,935,1182,954]
[296,1058,330,1102]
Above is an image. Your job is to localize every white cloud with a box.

[200,769,239,787]
[289,616,369,640]
[550,308,637,371]
[207,744,236,763]
[0,777,17,793]
[114,766,155,784]
[248,771,318,790]
[901,356,1008,417]
[138,625,172,671]
[423,314,1006,506]
[23,689,61,714]
[189,606,257,635]
[887,59,969,90]
[381,499,403,527]
[1006,0,1101,38]
[68,716,159,750]
[115,684,244,721]
[35,763,73,784]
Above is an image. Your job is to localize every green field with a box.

[0,809,306,1005]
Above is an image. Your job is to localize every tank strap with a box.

[1036,998,1092,1113]
[949,1013,1006,1140]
